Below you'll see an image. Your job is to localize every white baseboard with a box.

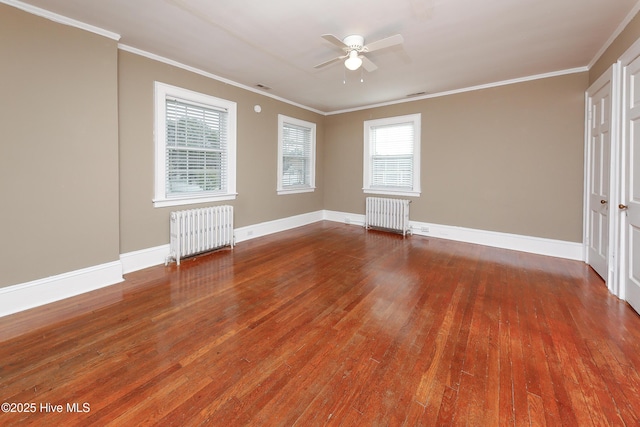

[120,244,170,274]
[323,210,584,261]
[0,209,583,318]
[411,220,583,260]
[323,210,366,226]
[120,212,325,275]
[0,261,123,318]
[234,210,324,243]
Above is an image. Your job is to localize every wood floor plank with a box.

[527,391,546,427]
[1,222,640,425]
[497,305,515,426]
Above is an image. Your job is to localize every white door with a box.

[586,72,613,280]
[622,55,640,313]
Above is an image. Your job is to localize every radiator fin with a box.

[167,205,234,265]
[365,197,411,236]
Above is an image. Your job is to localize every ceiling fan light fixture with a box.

[344,50,362,71]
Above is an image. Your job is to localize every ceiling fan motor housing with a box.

[343,34,365,52]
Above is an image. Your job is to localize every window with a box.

[363,113,421,197]
[277,114,316,195]
[153,82,237,208]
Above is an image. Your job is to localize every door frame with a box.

[586,37,640,302]
[583,64,620,295]
[616,37,640,302]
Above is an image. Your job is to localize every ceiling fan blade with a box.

[321,34,348,50]
[363,34,404,52]
[361,56,378,72]
[314,55,346,69]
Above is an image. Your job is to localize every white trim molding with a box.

[583,64,622,296]
[323,210,583,261]
[234,211,324,243]
[1,210,583,318]
[119,46,587,117]
[0,0,121,40]
[0,261,123,318]
[120,244,171,274]
[277,114,317,195]
[363,113,421,197]
[588,0,640,69]
[121,211,325,273]
[122,211,325,273]
[326,67,588,115]
[323,210,366,227]
[153,81,238,208]
[4,0,590,117]
[410,221,583,261]
[119,44,326,115]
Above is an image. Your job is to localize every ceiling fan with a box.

[314,33,404,72]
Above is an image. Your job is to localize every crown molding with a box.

[1,0,121,41]
[4,0,597,116]
[325,67,589,115]
[118,44,326,116]
[121,43,588,116]
[588,0,640,69]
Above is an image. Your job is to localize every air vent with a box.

[406,91,427,97]
[256,84,272,90]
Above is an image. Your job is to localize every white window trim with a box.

[153,82,237,208]
[277,114,316,195]
[363,113,421,197]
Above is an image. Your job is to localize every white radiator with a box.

[365,197,411,236]
[166,205,234,265]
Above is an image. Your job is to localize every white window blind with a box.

[165,99,228,196]
[370,122,414,188]
[363,113,421,197]
[282,122,312,187]
[277,115,316,194]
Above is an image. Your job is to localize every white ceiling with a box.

[9,0,640,113]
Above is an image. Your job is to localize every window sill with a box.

[277,187,316,195]
[363,188,421,198]
[153,193,237,208]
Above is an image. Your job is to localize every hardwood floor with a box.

[2,221,640,426]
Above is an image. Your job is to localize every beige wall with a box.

[5,1,627,291]
[118,51,325,253]
[590,11,640,84]
[0,5,120,288]
[324,73,588,242]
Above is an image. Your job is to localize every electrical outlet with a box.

[345,218,351,224]
[421,226,429,233]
